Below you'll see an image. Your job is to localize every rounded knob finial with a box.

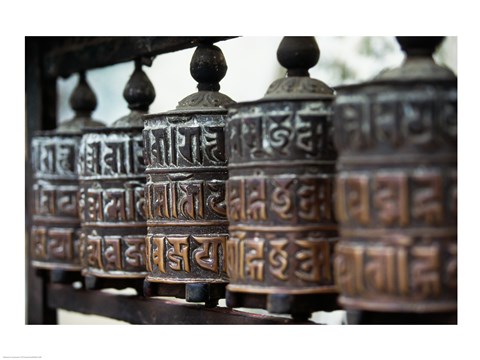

[123,59,156,112]
[69,71,97,116]
[396,36,444,58]
[277,36,320,77]
[190,43,227,92]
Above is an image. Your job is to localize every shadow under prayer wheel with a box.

[78,59,155,292]
[30,72,104,282]
[142,42,234,306]
[333,37,457,323]
[225,37,339,319]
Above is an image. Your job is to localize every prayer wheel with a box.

[142,41,234,306]
[333,37,457,323]
[225,37,339,319]
[78,59,155,291]
[30,72,104,281]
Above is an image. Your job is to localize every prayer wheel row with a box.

[29,36,457,321]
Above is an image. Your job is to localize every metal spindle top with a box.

[374,36,455,82]
[112,58,156,127]
[174,41,234,111]
[56,71,104,133]
[262,36,334,101]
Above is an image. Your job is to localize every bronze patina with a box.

[142,42,234,306]
[78,59,155,291]
[333,37,457,320]
[31,72,104,278]
[225,37,339,319]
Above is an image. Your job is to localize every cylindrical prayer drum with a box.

[333,37,457,316]
[78,60,155,289]
[31,72,104,274]
[225,37,338,318]
[142,42,234,304]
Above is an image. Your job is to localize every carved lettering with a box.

[104,189,127,221]
[85,141,101,174]
[134,186,146,221]
[372,101,400,146]
[48,228,74,260]
[179,127,202,164]
[142,129,152,167]
[226,232,246,281]
[244,239,265,281]
[412,172,443,225]
[31,227,47,259]
[103,237,122,271]
[39,187,56,216]
[204,126,226,163]
[57,143,76,174]
[151,127,170,166]
[178,182,204,219]
[373,172,409,226]
[271,178,294,220]
[268,239,289,281]
[86,189,103,222]
[124,238,145,268]
[246,178,267,221]
[346,175,370,225]
[78,188,86,222]
[267,114,292,154]
[151,236,166,273]
[364,246,396,293]
[40,143,56,173]
[243,116,265,157]
[439,98,457,144]
[295,114,321,155]
[166,236,190,272]
[207,181,227,217]
[298,178,321,222]
[227,179,246,221]
[295,239,331,282]
[228,119,242,159]
[401,101,433,146]
[86,236,103,269]
[57,188,78,217]
[131,138,145,173]
[193,236,227,273]
[334,244,364,295]
[103,141,127,175]
[411,245,441,298]
[149,182,170,219]
[338,103,367,150]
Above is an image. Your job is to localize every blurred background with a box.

[57,36,457,126]
[54,36,457,324]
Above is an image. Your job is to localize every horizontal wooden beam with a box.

[40,36,237,78]
[47,283,314,324]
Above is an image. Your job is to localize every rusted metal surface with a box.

[30,73,104,273]
[225,37,339,318]
[333,37,457,315]
[79,60,155,285]
[142,42,234,304]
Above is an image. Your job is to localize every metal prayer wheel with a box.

[30,72,104,278]
[225,37,339,319]
[333,37,457,320]
[78,59,155,291]
[142,42,234,305]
